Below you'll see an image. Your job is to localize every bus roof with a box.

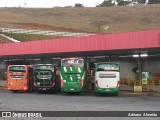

[8,65,32,67]
[34,64,53,66]
[61,57,84,60]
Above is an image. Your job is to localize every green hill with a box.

[0,4,159,34]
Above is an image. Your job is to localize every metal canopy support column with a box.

[138,56,142,85]
[51,59,52,64]
[23,58,25,65]
[7,58,9,66]
[86,57,90,70]
[109,55,112,62]
[41,57,43,64]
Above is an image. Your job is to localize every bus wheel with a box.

[12,90,18,93]
[114,93,119,96]
[29,87,33,93]
[31,87,35,92]
[82,92,86,95]
[94,93,98,96]
[38,90,42,94]
[55,87,59,93]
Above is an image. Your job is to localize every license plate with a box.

[70,88,74,90]
[43,88,46,90]
[106,89,110,91]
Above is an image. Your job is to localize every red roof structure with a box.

[0,29,160,58]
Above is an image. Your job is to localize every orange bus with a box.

[7,65,34,93]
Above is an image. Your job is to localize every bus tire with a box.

[29,87,33,92]
[82,92,86,95]
[94,93,98,96]
[55,87,59,93]
[114,93,119,96]
[38,90,42,94]
[31,87,35,92]
[12,90,18,93]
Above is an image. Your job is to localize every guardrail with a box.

[0,28,95,37]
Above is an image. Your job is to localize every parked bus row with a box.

[7,58,120,95]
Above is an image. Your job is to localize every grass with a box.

[0,4,159,40]
[1,32,66,42]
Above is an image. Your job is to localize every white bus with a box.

[94,62,120,95]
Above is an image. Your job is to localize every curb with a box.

[120,91,160,96]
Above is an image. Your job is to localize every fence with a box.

[0,28,95,37]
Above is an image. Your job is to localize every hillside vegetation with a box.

[0,4,160,34]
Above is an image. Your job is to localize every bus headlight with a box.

[9,82,13,86]
[37,82,40,86]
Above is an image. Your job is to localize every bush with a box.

[118,1,131,6]
[149,0,160,4]
[74,3,84,7]
[96,0,114,7]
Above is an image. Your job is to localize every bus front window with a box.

[62,59,84,67]
[9,66,26,72]
[97,63,119,71]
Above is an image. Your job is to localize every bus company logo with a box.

[2,112,11,117]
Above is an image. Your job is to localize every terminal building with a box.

[0,29,160,91]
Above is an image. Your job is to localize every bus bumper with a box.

[34,86,56,91]
[94,88,120,94]
[8,86,28,91]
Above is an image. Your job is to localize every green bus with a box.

[60,58,86,93]
[33,64,59,93]
[94,62,120,95]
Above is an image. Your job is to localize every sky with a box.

[0,0,104,8]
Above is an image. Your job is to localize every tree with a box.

[149,0,160,4]
[131,0,146,3]
[96,0,114,7]
[118,1,130,6]
[74,3,84,7]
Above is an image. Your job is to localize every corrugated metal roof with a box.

[0,29,160,57]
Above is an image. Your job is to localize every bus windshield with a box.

[9,66,26,72]
[61,59,84,67]
[97,63,119,71]
[34,70,53,80]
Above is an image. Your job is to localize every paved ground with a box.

[0,90,160,120]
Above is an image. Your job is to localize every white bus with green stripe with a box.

[60,58,86,93]
[94,62,120,95]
